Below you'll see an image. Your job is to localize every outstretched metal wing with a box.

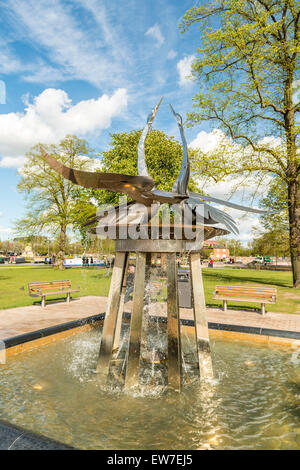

[40,147,155,203]
[187,197,239,235]
[190,192,278,214]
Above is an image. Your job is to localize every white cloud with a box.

[0,32,72,87]
[190,129,227,153]
[0,87,128,168]
[167,49,177,60]
[76,0,130,63]
[177,55,195,86]
[0,156,27,168]
[258,135,283,148]
[190,128,276,243]
[145,24,165,48]
[233,212,263,243]
[0,41,23,74]
[190,129,273,200]
[4,0,127,87]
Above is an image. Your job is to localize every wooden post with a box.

[190,252,213,381]
[167,252,182,391]
[96,251,127,376]
[125,252,146,389]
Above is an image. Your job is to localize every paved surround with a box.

[0,296,107,340]
[0,295,298,450]
[0,419,73,450]
[0,295,300,341]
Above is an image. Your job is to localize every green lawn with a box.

[0,266,111,310]
[0,266,298,314]
[202,267,299,314]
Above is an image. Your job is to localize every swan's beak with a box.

[147,96,163,124]
[169,103,182,125]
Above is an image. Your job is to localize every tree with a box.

[0,240,15,255]
[15,135,93,268]
[226,239,251,256]
[249,176,290,256]
[72,129,200,236]
[250,226,290,256]
[13,235,51,255]
[260,175,289,235]
[101,129,199,202]
[181,0,300,286]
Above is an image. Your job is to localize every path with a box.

[0,296,300,340]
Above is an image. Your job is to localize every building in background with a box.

[212,246,229,260]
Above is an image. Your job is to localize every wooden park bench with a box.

[28,280,80,308]
[213,285,277,315]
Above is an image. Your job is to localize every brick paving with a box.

[0,296,107,340]
[0,295,300,341]
[205,308,300,332]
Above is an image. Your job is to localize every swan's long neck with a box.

[137,120,152,177]
[137,97,163,179]
[172,121,190,196]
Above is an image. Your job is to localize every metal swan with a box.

[41,98,275,235]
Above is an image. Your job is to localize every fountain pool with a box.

[1,325,300,450]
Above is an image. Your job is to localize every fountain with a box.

[41,99,273,392]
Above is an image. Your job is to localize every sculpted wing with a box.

[190,192,279,214]
[187,196,239,235]
[40,147,155,202]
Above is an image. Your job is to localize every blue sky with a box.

[0,0,265,243]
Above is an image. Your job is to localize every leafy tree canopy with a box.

[15,135,94,265]
[181,0,300,286]
[91,129,200,206]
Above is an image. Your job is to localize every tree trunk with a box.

[288,179,300,288]
[57,224,67,270]
[285,76,299,288]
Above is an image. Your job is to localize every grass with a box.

[202,267,299,314]
[0,266,111,310]
[0,265,298,314]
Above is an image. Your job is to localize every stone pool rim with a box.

[0,418,74,450]
[2,312,300,358]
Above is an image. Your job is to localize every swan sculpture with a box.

[41,98,273,236]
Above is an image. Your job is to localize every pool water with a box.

[1,326,300,450]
